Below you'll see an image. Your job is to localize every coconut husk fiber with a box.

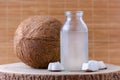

[14,16,62,68]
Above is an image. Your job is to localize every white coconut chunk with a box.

[82,63,89,70]
[48,63,53,70]
[88,60,99,71]
[48,62,63,71]
[82,60,99,72]
[98,61,107,70]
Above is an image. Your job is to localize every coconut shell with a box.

[14,16,62,69]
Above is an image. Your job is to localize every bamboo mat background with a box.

[0,0,120,65]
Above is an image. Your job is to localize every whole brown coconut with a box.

[14,16,62,69]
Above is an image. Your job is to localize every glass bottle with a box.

[60,11,88,71]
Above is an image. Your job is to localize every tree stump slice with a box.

[0,62,120,80]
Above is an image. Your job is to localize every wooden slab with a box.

[0,62,120,80]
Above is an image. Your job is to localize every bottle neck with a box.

[62,11,87,32]
[65,11,83,21]
[66,15,83,21]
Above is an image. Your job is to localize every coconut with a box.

[14,16,62,69]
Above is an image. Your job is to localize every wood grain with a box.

[0,62,120,80]
[0,0,120,65]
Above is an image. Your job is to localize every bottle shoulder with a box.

[61,22,88,32]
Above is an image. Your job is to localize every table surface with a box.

[0,62,120,75]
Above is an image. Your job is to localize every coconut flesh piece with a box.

[82,60,99,72]
[98,61,107,70]
[48,62,63,72]
[47,60,107,72]
[82,60,107,72]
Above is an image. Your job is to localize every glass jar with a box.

[60,11,88,71]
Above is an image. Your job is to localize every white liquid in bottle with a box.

[60,11,88,71]
[61,31,88,70]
